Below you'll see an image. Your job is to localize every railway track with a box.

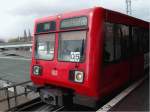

[8,97,65,111]
[7,85,133,111]
[36,105,64,111]
[8,97,93,111]
[8,97,42,111]
[6,76,148,111]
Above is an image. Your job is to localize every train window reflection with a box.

[58,31,86,62]
[104,22,114,63]
[35,34,55,60]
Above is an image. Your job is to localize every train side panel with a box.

[100,9,148,97]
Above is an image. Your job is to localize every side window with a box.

[114,24,121,60]
[121,25,130,58]
[137,28,143,53]
[143,29,149,53]
[132,27,149,54]
[139,28,145,53]
[104,22,114,63]
[146,29,149,53]
[132,27,138,55]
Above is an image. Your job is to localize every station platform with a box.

[110,77,149,111]
[98,76,149,111]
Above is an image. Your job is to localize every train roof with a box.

[35,7,149,29]
[102,7,149,29]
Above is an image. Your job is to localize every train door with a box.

[128,26,133,82]
[130,27,144,81]
[102,22,130,95]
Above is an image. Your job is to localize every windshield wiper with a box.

[81,39,85,56]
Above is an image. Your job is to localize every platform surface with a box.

[110,78,149,111]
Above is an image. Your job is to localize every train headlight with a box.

[33,65,41,75]
[75,71,84,83]
[69,70,84,83]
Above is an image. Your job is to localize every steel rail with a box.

[7,97,42,111]
[8,97,65,112]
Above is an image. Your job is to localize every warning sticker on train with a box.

[70,52,80,62]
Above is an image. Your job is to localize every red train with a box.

[30,7,149,107]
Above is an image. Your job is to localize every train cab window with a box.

[114,24,121,61]
[104,22,114,63]
[35,34,55,60]
[121,25,129,58]
[58,31,86,62]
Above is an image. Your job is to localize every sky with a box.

[0,0,149,41]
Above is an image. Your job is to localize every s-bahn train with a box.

[29,7,149,107]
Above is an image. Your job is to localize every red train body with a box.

[30,7,149,107]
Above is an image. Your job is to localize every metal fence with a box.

[0,80,33,110]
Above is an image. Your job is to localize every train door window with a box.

[114,24,121,61]
[121,25,130,58]
[132,27,139,54]
[142,29,149,53]
[143,29,147,53]
[145,29,148,53]
[139,28,145,53]
[104,22,114,63]
[145,29,149,53]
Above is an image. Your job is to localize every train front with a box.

[30,8,103,107]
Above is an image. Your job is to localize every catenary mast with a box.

[126,0,132,15]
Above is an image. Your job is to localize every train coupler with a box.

[39,88,73,106]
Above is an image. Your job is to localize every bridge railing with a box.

[0,80,35,110]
